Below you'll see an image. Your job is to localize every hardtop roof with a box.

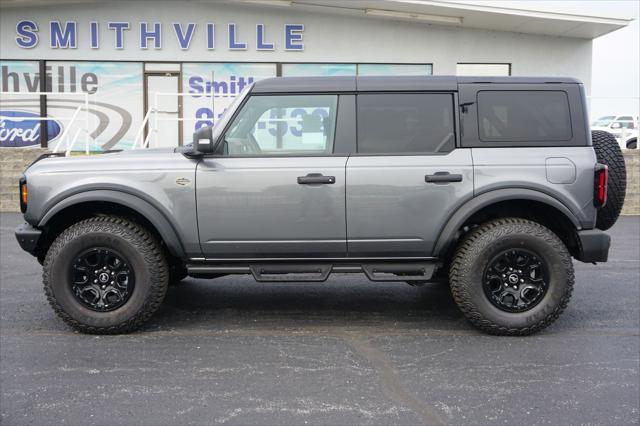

[251,75,582,93]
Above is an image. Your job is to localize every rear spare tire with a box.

[591,130,626,230]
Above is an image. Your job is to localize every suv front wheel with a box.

[43,216,169,334]
[449,218,574,335]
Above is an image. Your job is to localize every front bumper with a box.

[575,229,610,263]
[15,223,42,256]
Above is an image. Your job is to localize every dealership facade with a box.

[0,0,633,151]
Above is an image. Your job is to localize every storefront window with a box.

[182,63,276,142]
[1,60,436,151]
[0,60,44,148]
[357,64,432,76]
[282,63,432,77]
[282,63,356,77]
[456,63,511,76]
[46,61,144,151]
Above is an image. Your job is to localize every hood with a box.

[24,147,186,175]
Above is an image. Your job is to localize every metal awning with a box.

[241,0,635,39]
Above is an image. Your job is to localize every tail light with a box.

[19,177,27,213]
[594,164,608,208]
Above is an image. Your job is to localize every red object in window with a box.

[594,164,608,208]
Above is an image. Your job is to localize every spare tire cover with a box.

[592,130,626,230]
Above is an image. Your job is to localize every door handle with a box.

[297,173,336,185]
[425,172,463,183]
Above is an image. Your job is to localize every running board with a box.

[187,261,439,283]
[250,264,332,282]
[361,263,436,282]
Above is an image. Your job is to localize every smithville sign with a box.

[15,21,305,51]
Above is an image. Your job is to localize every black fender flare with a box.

[38,189,186,259]
[432,188,581,257]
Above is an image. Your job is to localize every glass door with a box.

[144,71,182,147]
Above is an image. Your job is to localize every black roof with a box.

[251,75,582,93]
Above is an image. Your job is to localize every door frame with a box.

[143,71,183,145]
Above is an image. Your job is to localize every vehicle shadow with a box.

[151,275,466,332]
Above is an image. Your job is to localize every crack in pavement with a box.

[342,332,445,426]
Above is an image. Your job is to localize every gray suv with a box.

[15,76,627,335]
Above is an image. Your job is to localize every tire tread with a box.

[592,130,626,230]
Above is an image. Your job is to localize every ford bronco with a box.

[15,76,627,335]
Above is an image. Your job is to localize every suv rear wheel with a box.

[43,216,169,334]
[449,218,574,335]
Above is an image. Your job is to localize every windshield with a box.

[215,84,252,125]
[592,116,615,127]
[210,82,254,144]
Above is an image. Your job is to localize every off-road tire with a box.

[592,130,626,230]
[43,216,169,334]
[449,218,574,335]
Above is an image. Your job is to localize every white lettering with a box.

[0,120,41,143]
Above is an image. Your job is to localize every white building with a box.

[0,0,634,151]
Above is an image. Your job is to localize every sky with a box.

[591,2,639,119]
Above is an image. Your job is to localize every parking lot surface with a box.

[1,212,638,425]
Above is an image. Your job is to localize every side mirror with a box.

[193,126,213,153]
[197,138,212,153]
[611,122,621,129]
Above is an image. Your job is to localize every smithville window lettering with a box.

[15,21,304,51]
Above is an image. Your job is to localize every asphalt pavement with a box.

[1,212,638,425]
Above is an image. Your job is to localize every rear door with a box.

[346,92,474,258]
[196,93,349,259]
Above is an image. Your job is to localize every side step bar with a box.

[186,261,439,283]
[250,264,332,282]
[361,263,436,282]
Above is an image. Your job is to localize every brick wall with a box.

[0,148,49,212]
[622,150,640,215]
[0,148,639,214]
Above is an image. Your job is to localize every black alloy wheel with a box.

[71,247,135,312]
[483,249,548,313]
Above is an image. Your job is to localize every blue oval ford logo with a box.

[0,110,62,148]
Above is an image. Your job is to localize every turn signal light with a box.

[19,177,27,213]
[594,164,608,208]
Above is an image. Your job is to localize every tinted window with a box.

[357,94,455,154]
[478,91,572,142]
[224,95,337,156]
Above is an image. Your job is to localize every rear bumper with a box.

[15,223,42,256]
[575,229,610,263]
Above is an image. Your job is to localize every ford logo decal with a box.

[0,110,62,148]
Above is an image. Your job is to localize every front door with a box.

[196,93,347,258]
[145,72,181,147]
[346,92,474,258]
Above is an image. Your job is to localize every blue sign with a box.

[0,110,62,147]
